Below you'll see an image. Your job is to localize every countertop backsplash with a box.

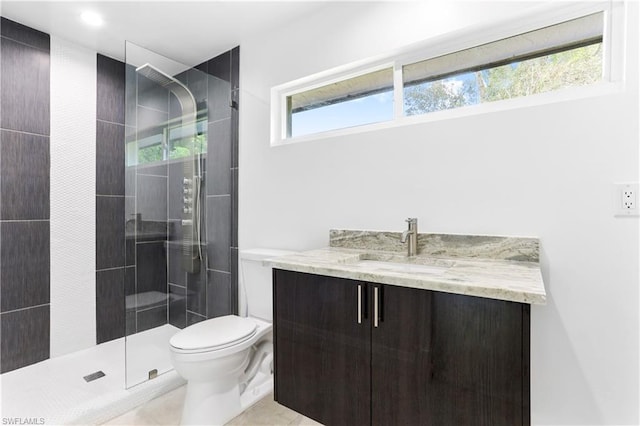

[329,229,539,263]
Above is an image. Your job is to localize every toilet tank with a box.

[240,248,296,321]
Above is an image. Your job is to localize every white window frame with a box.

[270,1,626,147]
[280,62,395,139]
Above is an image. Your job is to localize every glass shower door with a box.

[124,41,209,388]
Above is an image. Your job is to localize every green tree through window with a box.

[404,43,602,116]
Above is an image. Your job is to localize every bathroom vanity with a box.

[269,230,545,426]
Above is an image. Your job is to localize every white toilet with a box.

[169,248,294,425]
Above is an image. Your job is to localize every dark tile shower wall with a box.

[128,67,170,335]
[168,48,240,327]
[94,48,240,341]
[166,66,207,327]
[96,55,172,341]
[95,54,127,343]
[0,18,51,373]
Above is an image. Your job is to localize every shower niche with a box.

[123,42,239,388]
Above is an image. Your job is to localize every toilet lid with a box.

[169,315,257,351]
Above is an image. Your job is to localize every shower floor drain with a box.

[83,371,105,382]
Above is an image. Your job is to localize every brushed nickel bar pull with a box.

[357,284,362,324]
[374,286,379,328]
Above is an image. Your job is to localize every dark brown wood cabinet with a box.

[273,269,530,426]
[273,269,371,426]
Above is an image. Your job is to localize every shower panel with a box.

[136,63,202,273]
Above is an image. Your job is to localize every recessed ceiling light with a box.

[80,11,104,27]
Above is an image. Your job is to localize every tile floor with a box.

[102,385,322,425]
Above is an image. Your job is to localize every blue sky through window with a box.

[291,90,394,137]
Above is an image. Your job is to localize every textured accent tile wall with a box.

[0,17,51,373]
[49,36,97,357]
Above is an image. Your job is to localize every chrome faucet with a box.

[401,218,418,257]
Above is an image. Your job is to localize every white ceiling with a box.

[1,1,329,66]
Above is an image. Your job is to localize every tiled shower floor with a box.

[0,325,184,424]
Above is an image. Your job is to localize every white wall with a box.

[50,36,97,357]
[239,2,639,424]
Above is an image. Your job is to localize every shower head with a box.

[135,63,202,273]
[135,63,197,119]
[136,63,174,87]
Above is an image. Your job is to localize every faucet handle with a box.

[406,218,418,224]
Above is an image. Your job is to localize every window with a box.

[287,67,394,138]
[127,117,207,166]
[403,13,603,116]
[272,5,618,145]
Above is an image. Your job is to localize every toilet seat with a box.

[170,315,258,353]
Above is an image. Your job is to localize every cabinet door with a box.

[370,284,434,425]
[371,285,529,426]
[426,292,529,425]
[274,269,371,426]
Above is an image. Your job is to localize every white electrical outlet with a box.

[623,189,636,209]
[614,182,640,216]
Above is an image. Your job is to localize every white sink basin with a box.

[357,260,450,275]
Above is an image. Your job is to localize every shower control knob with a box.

[183,178,192,186]
[183,188,193,195]
[183,207,193,214]
[183,197,192,205]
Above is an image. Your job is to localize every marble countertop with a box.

[266,230,546,305]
